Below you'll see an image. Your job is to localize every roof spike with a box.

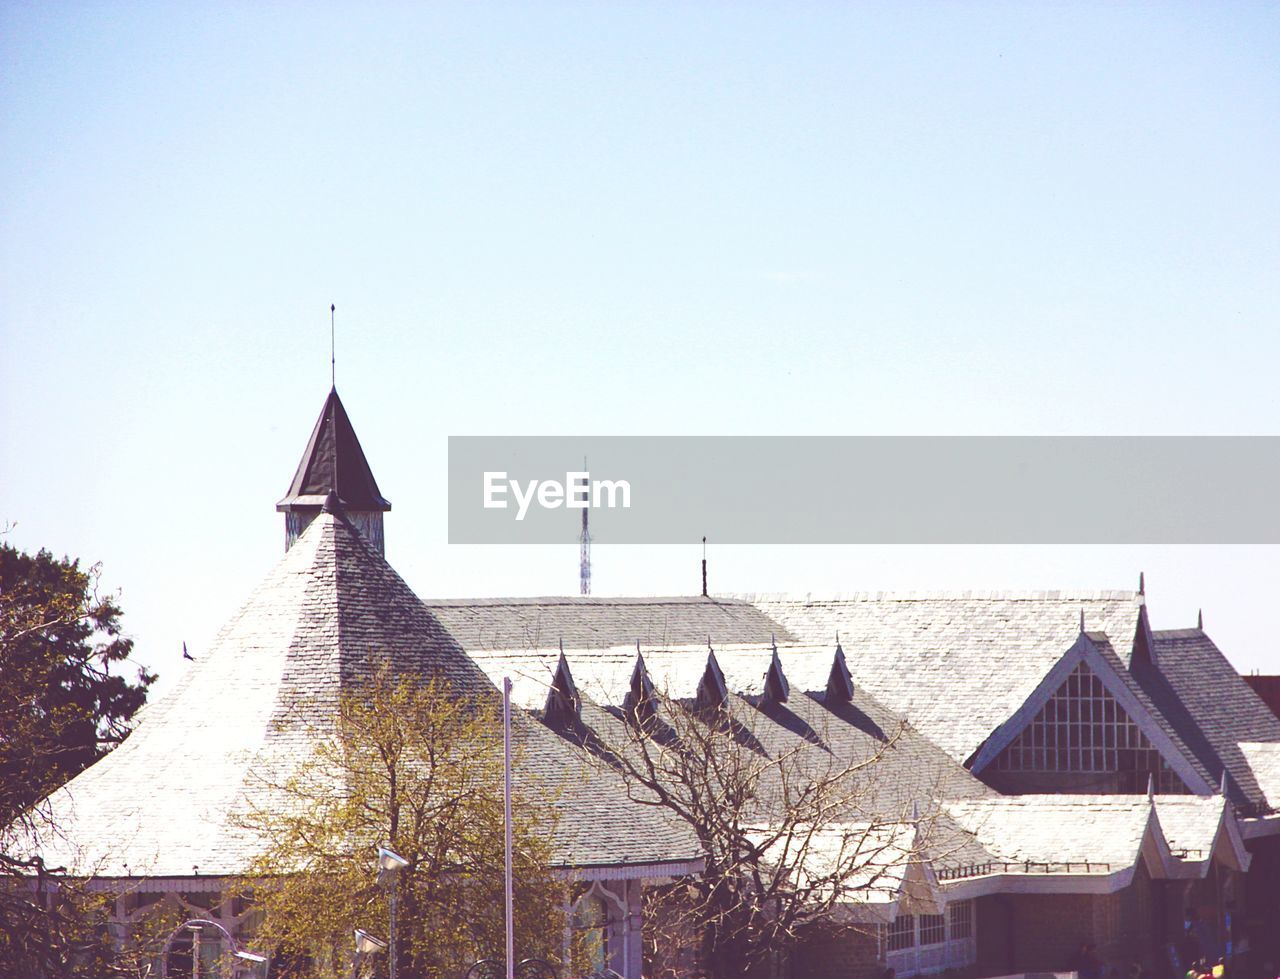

[623,650,656,723]
[826,640,854,703]
[1139,571,1145,595]
[1219,770,1228,796]
[1146,773,1155,800]
[544,647,581,726]
[764,642,790,705]
[696,648,729,715]
[1079,607,1086,634]
[911,800,920,822]
[1198,608,1204,630]
[701,536,708,597]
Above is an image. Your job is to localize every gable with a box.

[987,661,1189,793]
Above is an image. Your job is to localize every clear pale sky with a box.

[2,2,1277,697]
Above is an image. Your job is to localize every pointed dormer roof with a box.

[826,638,855,703]
[763,639,790,706]
[277,388,391,513]
[696,648,729,715]
[544,648,581,726]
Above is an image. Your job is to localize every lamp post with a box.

[377,846,409,979]
[352,928,387,979]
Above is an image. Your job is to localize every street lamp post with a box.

[377,846,409,979]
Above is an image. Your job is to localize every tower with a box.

[276,388,391,554]
[578,467,591,596]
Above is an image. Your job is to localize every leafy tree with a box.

[0,543,155,825]
[0,541,156,976]
[237,666,569,979]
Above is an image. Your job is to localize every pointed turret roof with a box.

[32,512,697,878]
[277,388,390,512]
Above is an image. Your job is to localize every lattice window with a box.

[992,662,1188,792]
[919,912,946,945]
[887,914,915,951]
[948,899,973,939]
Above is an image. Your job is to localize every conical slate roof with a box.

[34,512,696,879]
[277,388,390,512]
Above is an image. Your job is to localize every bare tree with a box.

[561,663,948,979]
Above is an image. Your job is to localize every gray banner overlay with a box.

[447,436,1280,545]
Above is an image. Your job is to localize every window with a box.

[993,662,1188,792]
[887,914,915,951]
[919,913,946,945]
[574,893,609,972]
[948,899,972,939]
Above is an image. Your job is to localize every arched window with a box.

[573,890,610,973]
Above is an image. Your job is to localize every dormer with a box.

[762,640,790,707]
[544,649,581,727]
[623,651,657,724]
[826,638,855,703]
[696,648,729,716]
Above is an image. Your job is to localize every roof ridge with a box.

[735,589,1143,603]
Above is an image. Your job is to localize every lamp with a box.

[377,846,409,876]
[376,846,409,979]
[352,928,388,979]
[355,929,387,955]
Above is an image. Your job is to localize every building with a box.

[31,388,1280,978]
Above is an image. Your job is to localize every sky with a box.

[2,2,1277,697]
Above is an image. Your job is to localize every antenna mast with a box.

[579,459,591,596]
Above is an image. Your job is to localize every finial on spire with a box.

[1080,607,1086,634]
[1198,608,1204,630]
[1219,770,1228,796]
[1139,571,1145,595]
[1146,773,1155,800]
[330,304,336,389]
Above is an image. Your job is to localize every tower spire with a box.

[277,388,390,553]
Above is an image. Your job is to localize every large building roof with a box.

[1131,628,1280,812]
[32,512,697,880]
[745,592,1144,764]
